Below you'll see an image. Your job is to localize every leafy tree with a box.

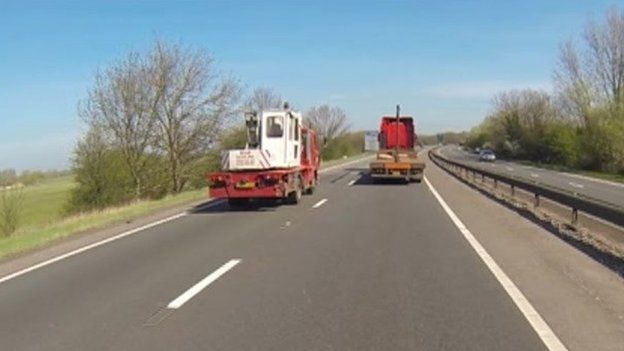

[67,129,134,212]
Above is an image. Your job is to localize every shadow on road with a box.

[352,172,410,186]
[342,167,370,172]
[329,171,353,184]
[327,168,370,183]
[188,199,280,214]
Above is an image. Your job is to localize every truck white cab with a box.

[222,108,302,170]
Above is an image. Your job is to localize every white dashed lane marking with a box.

[312,199,328,208]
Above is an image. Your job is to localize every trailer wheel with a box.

[409,174,423,183]
[305,178,316,195]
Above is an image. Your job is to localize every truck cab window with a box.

[294,119,299,141]
[266,116,284,138]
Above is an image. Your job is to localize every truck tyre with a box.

[410,174,423,183]
[305,178,316,195]
[287,176,303,204]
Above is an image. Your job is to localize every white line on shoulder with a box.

[423,177,568,351]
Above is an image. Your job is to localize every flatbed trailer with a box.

[369,105,425,183]
[369,150,424,181]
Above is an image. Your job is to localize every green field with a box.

[0,176,207,259]
[0,188,206,258]
[17,175,75,229]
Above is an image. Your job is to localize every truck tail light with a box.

[209,175,227,188]
[259,174,280,186]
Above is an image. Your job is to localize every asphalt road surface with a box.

[438,145,624,208]
[0,158,553,351]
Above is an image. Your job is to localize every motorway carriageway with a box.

[0,157,566,351]
[438,145,624,208]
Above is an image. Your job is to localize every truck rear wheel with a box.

[409,174,423,183]
[305,178,316,195]
[287,176,303,204]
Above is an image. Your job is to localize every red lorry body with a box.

[379,116,415,149]
[208,128,320,203]
[369,110,425,182]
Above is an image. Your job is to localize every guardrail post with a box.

[493,179,498,189]
[481,174,485,182]
[511,185,515,197]
[571,208,578,225]
[534,194,540,208]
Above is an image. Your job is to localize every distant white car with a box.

[479,150,496,162]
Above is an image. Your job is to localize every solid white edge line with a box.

[423,176,568,351]
[312,198,328,208]
[167,259,241,309]
[566,172,624,188]
[0,199,226,285]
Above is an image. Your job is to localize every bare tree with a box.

[0,169,17,187]
[80,53,158,198]
[305,105,350,141]
[149,41,240,193]
[245,87,283,111]
[555,6,624,122]
[0,189,23,237]
[554,41,594,124]
[80,40,240,195]
[493,90,557,130]
[585,7,624,105]
[488,89,559,158]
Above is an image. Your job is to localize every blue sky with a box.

[0,0,619,170]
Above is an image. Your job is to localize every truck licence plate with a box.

[236,181,255,189]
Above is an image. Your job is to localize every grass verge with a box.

[0,188,206,259]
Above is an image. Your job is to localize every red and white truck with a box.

[207,105,320,207]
